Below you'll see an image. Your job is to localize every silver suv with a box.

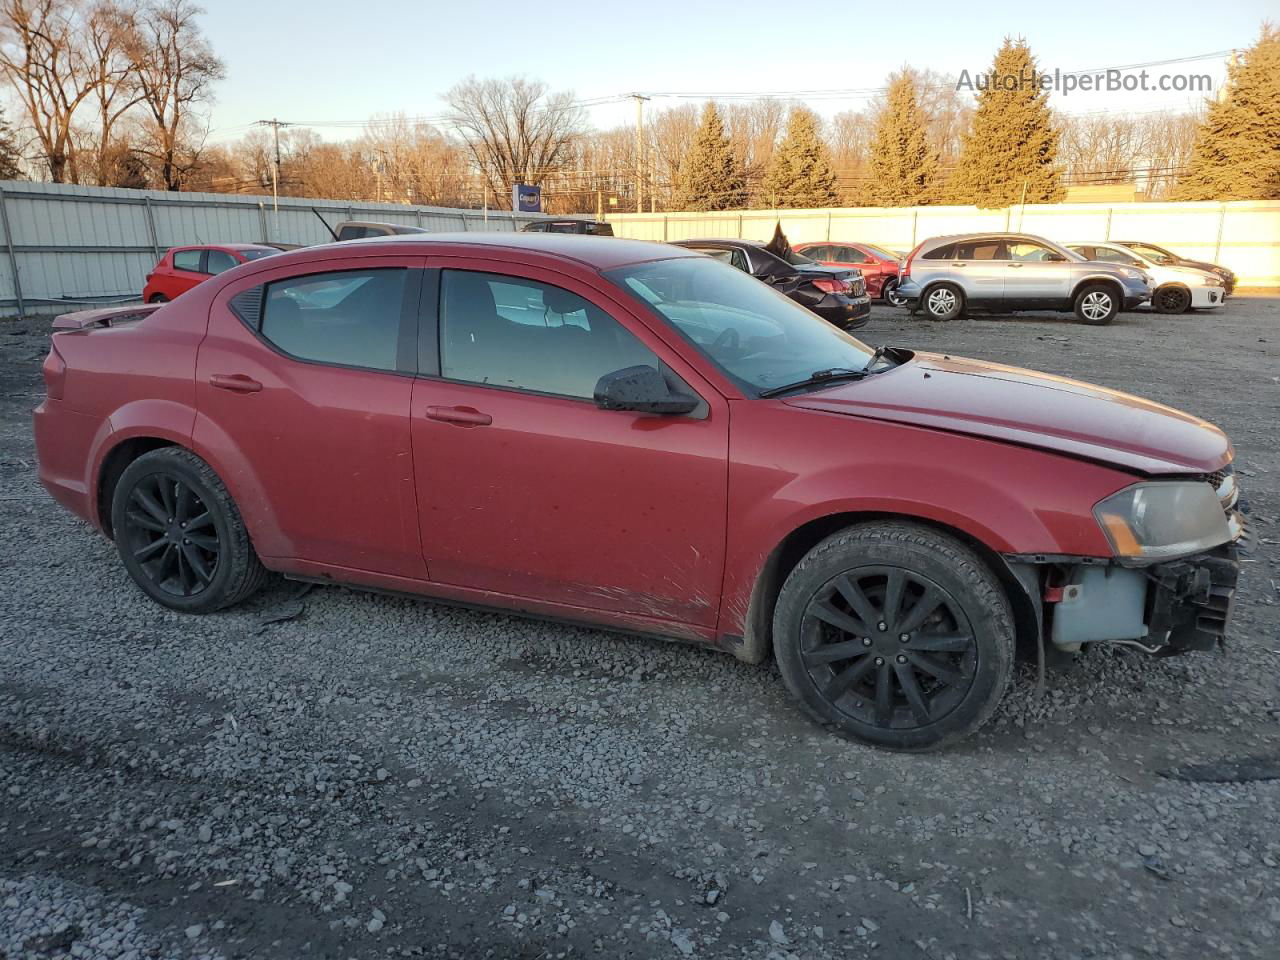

[895,233,1152,325]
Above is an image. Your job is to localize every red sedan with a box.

[793,241,906,305]
[142,243,279,303]
[34,234,1243,750]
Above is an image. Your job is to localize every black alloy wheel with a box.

[1153,285,1192,314]
[800,566,976,730]
[121,472,220,598]
[111,447,268,612]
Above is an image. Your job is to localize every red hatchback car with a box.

[143,243,279,303]
[34,234,1244,750]
[793,241,907,305]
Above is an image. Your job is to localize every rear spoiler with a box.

[52,303,162,330]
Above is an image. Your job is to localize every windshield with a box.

[607,257,875,394]
[1124,242,1176,263]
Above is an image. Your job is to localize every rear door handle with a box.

[209,373,262,393]
[425,405,492,427]
[1008,262,1023,268]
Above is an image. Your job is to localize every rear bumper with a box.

[813,295,871,330]
[33,398,102,528]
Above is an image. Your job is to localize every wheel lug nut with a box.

[897,654,907,664]
[182,538,190,545]
[862,638,872,646]
[874,657,884,666]
[900,633,910,642]
[877,621,887,632]
[179,522,186,528]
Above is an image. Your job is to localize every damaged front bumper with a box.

[1007,520,1245,656]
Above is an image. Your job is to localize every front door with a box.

[195,257,426,578]
[410,261,729,627]
[1002,240,1073,307]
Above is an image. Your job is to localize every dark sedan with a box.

[672,239,870,330]
[1116,241,1236,295]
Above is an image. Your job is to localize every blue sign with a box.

[513,183,542,213]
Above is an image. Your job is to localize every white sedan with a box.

[1067,242,1225,314]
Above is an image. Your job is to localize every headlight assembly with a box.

[1094,481,1232,560]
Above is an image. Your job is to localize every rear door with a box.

[409,258,729,626]
[195,255,426,578]
[950,238,1005,305]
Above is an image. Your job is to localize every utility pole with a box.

[630,93,649,213]
[255,118,288,213]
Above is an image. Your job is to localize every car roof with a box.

[678,238,763,248]
[293,232,702,271]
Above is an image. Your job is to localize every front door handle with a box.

[1008,262,1024,268]
[209,373,262,393]
[950,262,966,267]
[425,405,492,427]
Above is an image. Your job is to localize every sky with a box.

[200,0,1275,145]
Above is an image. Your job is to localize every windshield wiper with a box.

[759,367,869,398]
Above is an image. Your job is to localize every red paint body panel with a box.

[794,242,900,298]
[31,234,1236,654]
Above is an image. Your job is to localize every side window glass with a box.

[439,270,661,400]
[807,245,830,260]
[260,268,407,372]
[1007,242,1054,262]
[841,246,868,263]
[336,226,367,241]
[922,243,953,260]
[954,241,1001,260]
[172,250,203,272]
[206,250,239,274]
[730,249,750,273]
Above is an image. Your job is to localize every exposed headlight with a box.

[1118,267,1142,279]
[1204,276,1224,286]
[1094,481,1232,560]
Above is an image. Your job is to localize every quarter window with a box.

[439,270,659,400]
[172,249,203,272]
[259,268,407,372]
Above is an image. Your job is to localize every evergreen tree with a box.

[675,103,745,211]
[0,108,23,181]
[1175,24,1280,200]
[760,107,839,208]
[949,38,1063,207]
[867,70,939,206]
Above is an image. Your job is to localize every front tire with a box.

[1153,285,1192,314]
[111,448,268,613]
[923,283,964,321]
[1074,283,1119,325]
[147,293,169,304]
[773,523,1015,751]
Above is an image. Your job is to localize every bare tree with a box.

[125,0,223,189]
[828,109,874,203]
[360,115,472,206]
[445,75,584,208]
[0,0,98,182]
[82,0,141,185]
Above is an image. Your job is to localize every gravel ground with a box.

[1,295,1278,960]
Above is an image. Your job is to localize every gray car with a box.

[894,232,1152,325]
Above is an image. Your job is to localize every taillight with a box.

[812,277,843,295]
[44,341,66,400]
[902,244,923,279]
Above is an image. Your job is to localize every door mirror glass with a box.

[593,364,698,415]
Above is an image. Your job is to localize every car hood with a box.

[784,352,1231,475]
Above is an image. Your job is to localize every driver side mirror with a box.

[594,365,698,416]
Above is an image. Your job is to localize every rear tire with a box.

[1073,283,1119,325]
[147,293,169,304]
[111,448,268,613]
[1153,285,1192,314]
[773,523,1015,751]
[923,283,964,321]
